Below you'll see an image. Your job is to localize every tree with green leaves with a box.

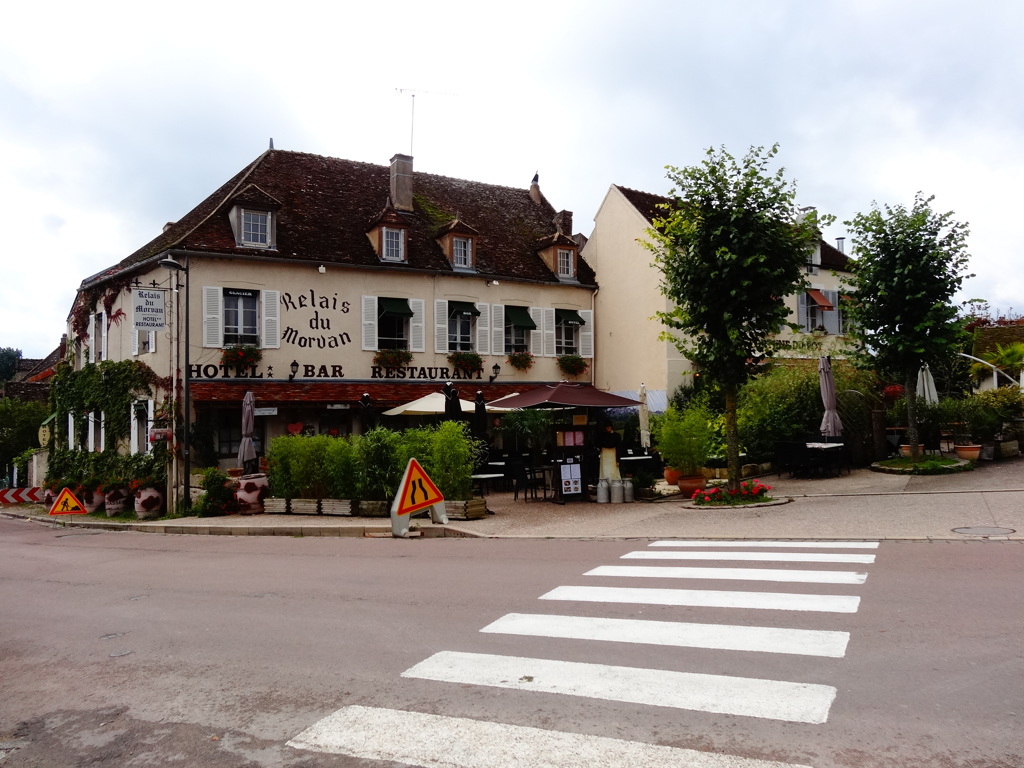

[0,397,48,482]
[648,144,824,489]
[0,348,22,381]
[844,193,972,459]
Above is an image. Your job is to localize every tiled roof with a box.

[190,380,528,408]
[614,184,852,272]
[84,150,595,289]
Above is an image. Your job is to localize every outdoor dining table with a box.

[470,473,504,497]
[805,442,845,477]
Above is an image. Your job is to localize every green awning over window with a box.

[448,300,481,316]
[378,297,414,318]
[504,305,537,330]
[555,308,585,326]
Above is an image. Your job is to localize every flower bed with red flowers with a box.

[691,480,773,506]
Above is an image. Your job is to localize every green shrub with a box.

[266,436,302,500]
[428,421,484,499]
[325,437,359,499]
[193,467,236,517]
[355,428,403,502]
[653,402,713,474]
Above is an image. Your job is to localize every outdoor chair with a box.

[510,460,548,501]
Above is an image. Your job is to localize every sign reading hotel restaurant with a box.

[133,288,166,331]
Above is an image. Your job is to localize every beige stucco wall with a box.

[584,186,690,397]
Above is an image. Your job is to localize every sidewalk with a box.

[4,457,1023,541]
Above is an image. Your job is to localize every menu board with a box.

[556,430,586,447]
[560,461,582,496]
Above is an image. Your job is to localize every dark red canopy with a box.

[487,383,641,409]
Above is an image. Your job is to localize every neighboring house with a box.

[62,149,596,483]
[582,184,853,408]
[970,324,1024,390]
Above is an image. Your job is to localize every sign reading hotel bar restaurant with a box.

[132,288,166,331]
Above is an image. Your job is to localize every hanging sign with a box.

[133,288,166,331]
[49,487,87,515]
[390,458,447,537]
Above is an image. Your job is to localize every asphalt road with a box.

[1,518,1020,767]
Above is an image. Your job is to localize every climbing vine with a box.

[50,359,168,449]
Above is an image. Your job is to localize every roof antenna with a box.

[269,138,274,150]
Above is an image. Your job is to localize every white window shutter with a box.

[529,307,544,356]
[132,330,139,356]
[68,413,75,448]
[100,311,107,361]
[823,290,840,335]
[262,290,281,348]
[148,330,156,353]
[475,302,490,354]
[361,296,378,351]
[89,314,96,363]
[99,412,105,452]
[409,299,425,352]
[147,400,154,454]
[579,309,594,358]
[434,300,448,354]
[797,292,809,332]
[543,307,556,358]
[88,411,96,451]
[130,402,139,455]
[491,304,505,356]
[203,286,223,347]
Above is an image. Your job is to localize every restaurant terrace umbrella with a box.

[473,390,489,438]
[917,364,939,404]
[486,382,641,409]
[358,393,377,432]
[237,390,258,474]
[818,356,843,438]
[638,382,651,449]
[381,391,477,416]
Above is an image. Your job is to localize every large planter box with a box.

[981,439,1020,461]
[446,498,487,520]
[319,499,353,516]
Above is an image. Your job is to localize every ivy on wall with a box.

[50,359,168,449]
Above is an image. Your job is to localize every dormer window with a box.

[557,248,575,279]
[383,227,406,262]
[242,210,270,247]
[453,237,473,268]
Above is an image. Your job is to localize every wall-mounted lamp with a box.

[318,265,326,273]
[489,363,501,382]
[486,279,500,287]
[289,360,299,381]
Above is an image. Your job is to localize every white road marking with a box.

[540,585,861,613]
[586,565,868,584]
[623,551,876,564]
[288,705,816,767]
[402,651,837,724]
[481,612,850,657]
[650,540,879,549]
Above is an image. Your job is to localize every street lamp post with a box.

[160,255,191,510]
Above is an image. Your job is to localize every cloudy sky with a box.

[3,0,1021,359]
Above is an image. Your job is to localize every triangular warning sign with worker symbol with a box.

[49,487,88,516]
[394,458,444,516]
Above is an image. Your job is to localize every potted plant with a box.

[373,348,413,369]
[221,344,263,370]
[127,450,167,519]
[654,403,713,495]
[506,350,535,372]
[556,354,589,378]
[79,453,107,514]
[447,351,483,377]
[102,453,131,516]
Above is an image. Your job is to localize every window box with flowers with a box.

[447,351,483,378]
[506,350,535,372]
[556,354,590,378]
[373,348,414,369]
[222,344,263,370]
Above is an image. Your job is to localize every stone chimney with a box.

[390,154,414,212]
[836,236,846,253]
[554,210,573,235]
[529,171,542,205]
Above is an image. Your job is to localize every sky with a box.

[2,0,1022,359]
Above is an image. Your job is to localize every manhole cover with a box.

[952,526,1016,536]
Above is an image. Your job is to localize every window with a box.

[90,312,107,363]
[799,289,842,334]
[554,308,584,355]
[453,237,473,268]
[557,249,575,279]
[383,227,405,262]
[223,288,259,345]
[241,210,271,247]
[377,297,414,350]
[503,305,536,353]
[447,301,479,351]
[361,296,425,352]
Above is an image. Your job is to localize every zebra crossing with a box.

[289,539,878,766]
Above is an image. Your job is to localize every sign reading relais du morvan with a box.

[133,288,166,331]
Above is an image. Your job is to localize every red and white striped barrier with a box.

[0,487,45,504]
